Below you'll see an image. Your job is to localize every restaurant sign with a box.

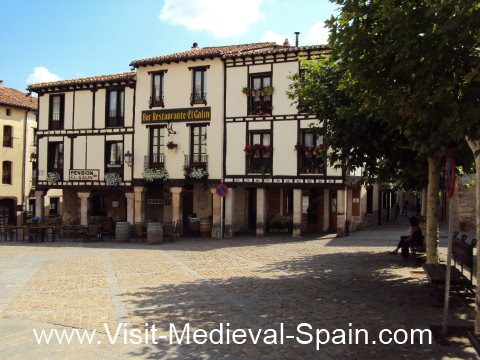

[69,169,99,181]
[142,107,211,124]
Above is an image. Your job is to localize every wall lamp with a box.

[124,150,133,167]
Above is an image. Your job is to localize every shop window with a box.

[3,125,12,147]
[106,89,125,127]
[49,94,64,130]
[284,189,293,215]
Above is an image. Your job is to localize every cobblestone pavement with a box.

[0,217,477,359]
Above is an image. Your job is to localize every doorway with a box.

[329,190,337,231]
[247,188,257,231]
[182,190,193,222]
[0,198,16,225]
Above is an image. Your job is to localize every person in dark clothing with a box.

[390,216,423,256]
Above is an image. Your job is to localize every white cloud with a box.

[26,67,61,84]
[304,21,330,45]
[260,30,290,46]
[159,0,264,38]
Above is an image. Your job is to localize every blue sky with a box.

[1,0,338,92]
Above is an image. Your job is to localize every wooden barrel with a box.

[199,218,212,238]
[115,222,130,243]
[147,222,163,244]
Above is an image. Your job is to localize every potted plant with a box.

[47,171,61,184]
[252,144,263,156]
[264,145,273,157]
[242,86,253,96]
[142,168,169,182]
[244,144,254,155]
[184,166,208,180]
[104,172,122,186]
[166,141,177,150]
[261,86,274,96]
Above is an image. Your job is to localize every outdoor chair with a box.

[101,220,114,240]
[86,224,100,242]
[163,222,174,242]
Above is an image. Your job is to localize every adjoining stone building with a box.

[0,81,38,225]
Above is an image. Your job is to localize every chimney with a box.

[191,42,199,49]
[0,80,3,88]
[283,38,290,47]
[294,32,300,47]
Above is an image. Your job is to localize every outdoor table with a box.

[62,225,87,240]
[29,225,55,242]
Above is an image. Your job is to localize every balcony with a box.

[190,92,207,106]
[105,163,123,176]
[149,95,165,108]
[185,154,208,171]
[246,155,272,175]
[145,154,165,169]
[299,155,325,175]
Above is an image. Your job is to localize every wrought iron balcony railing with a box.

[246,155,272,175]
[184,154,208,171]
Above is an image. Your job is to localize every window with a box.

[245,131,272,174]
[3,125,12,147]
[2,161,12,184]
[185,125,208,169]
[150,127,165,167]
[298,130,325,174]
[49,197,59,216]
[48,142,63,180]
[6,108,11,116]
[249,73,272,116]
[191,67,207,105]
[105,141,123,175]
[284,189,293,215]
[150,72,165,108]
[106,89,125,127]
[49,94,64,130]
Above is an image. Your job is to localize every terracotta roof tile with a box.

[224,44,330,58]
[27,72,136,91]
[130,42,278,67]
[0,86,38,111]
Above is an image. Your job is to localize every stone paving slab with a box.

[0,218,478,359]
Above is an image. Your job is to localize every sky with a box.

[1,0,338,92]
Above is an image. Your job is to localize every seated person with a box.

[390,216,423,256]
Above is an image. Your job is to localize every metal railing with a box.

[299,155,325,175]
[145,154,165,169]
[190,92,207,105]
[149,95,165,108]
[184,154,208,171]
[246,155,272,175]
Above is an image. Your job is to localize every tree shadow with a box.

[118,251,476,359]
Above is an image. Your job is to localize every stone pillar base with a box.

[211,224,221,239]
[292,226,301,238]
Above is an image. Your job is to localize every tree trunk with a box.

[421,188,427,217]
[426,156,441,264]
[466,138,480,334]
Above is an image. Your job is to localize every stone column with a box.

[133,186,145,223]
[256,187,267,236]
[170,187,182,223]
[77,192,91,226]
[293,189,302,237]
[323,189,330,231]
[224,187,236,237]
[210,188,221,238]
[125,192,135,224]
[34,191,45,221]
[336,189,347,237]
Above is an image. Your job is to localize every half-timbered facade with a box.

[28,73,136,225]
